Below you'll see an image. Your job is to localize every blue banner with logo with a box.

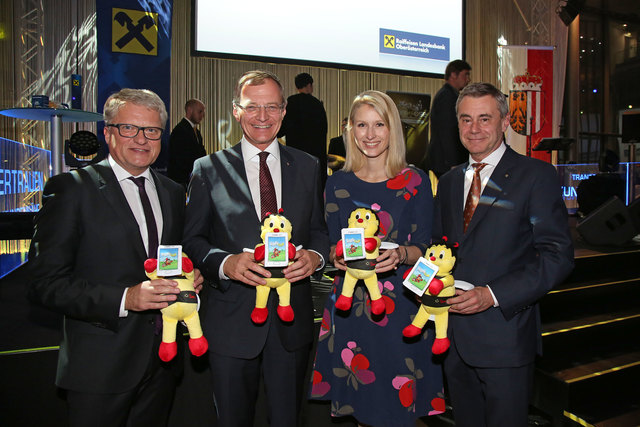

[96,0,173,171]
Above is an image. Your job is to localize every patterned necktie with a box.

[462,163,487,233]
[128,177,159,257]
[258,151,277,219]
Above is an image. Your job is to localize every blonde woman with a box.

[310,91,444,426]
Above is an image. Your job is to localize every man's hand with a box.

[447,287,493,314]
[193,268,204,294]
[223,252,269,287]
[283,249,320,283]
[125,279,179,311]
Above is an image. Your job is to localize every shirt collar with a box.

[466,141,506,170]
[240,137,281,162]
[108,155,154,184]
[185,117,197,127]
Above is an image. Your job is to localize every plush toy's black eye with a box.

[269,221,275,228]
[280,221,285,228]
[428,251,435,258]
[355,213,361,220]
[365,213,371,220]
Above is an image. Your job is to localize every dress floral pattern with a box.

[310,167,445,426]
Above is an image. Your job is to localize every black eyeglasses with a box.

[234,103,284,115]
[106,124,164,140]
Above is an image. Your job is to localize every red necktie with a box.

[462,163,487,233]
[128,177,159,257]
[258,151,277,219]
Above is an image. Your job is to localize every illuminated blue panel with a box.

[1,137,50,277]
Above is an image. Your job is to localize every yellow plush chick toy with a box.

[144,254,208,362]
[335,208,385,315]
[402,237,458,354]
[252,210,297,324]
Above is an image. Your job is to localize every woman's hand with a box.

[330,244,347,271]
[375,246,404,273]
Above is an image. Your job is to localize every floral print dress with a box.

[310,167,445,426]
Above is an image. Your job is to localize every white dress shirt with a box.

[108,155,163,316]
[241,137,283,220]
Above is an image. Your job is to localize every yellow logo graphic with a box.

[112,8,158,56]
[72,78,80,87]
[384,34,395,48]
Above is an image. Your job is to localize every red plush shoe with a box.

[159,341,177,362]
[277,305,294,322]
[335,295,353,311]
[188,335,209,357]
[402,324,422,338]
[251,307,268,324]
[370,298,386,315]
[432,337,450,355]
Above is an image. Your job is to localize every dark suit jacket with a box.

[434,146,574,367]
[183,143,329,359]
[168,118,207,186]
[278,93,328,183]
[426,83,468,177]
[28,160,186,393]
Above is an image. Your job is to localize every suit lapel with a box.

[151,169,173,245]
[279,146,295,215]
[464,147,517,236]
[451,164,467,239]
[225,144,261,223]
[90,160,148,259]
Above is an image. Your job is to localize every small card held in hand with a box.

[157,245,182,277]
[403,257,440,296]
[341,228,366,261]
[264,232,289,267]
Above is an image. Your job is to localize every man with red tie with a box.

[434,82,574,427]
[183,70,329,426]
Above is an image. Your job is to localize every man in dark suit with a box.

[434,83,574,427]
[168,99,207,187]
[426,59,472,177]
[183,70,329,426]
[277,72,328,184]
[28,89,202,426]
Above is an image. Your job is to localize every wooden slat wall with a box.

[171,0,534,153]
[1,0,539,153]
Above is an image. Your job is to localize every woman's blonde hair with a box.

[343,90,406,178]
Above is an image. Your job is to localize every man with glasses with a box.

[183,70,329,426]
[28,88,202,426]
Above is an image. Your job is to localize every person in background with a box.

[168,98,207,187]
[328,116,348,172]
[426,59,472,177]
[278,72,328,184]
